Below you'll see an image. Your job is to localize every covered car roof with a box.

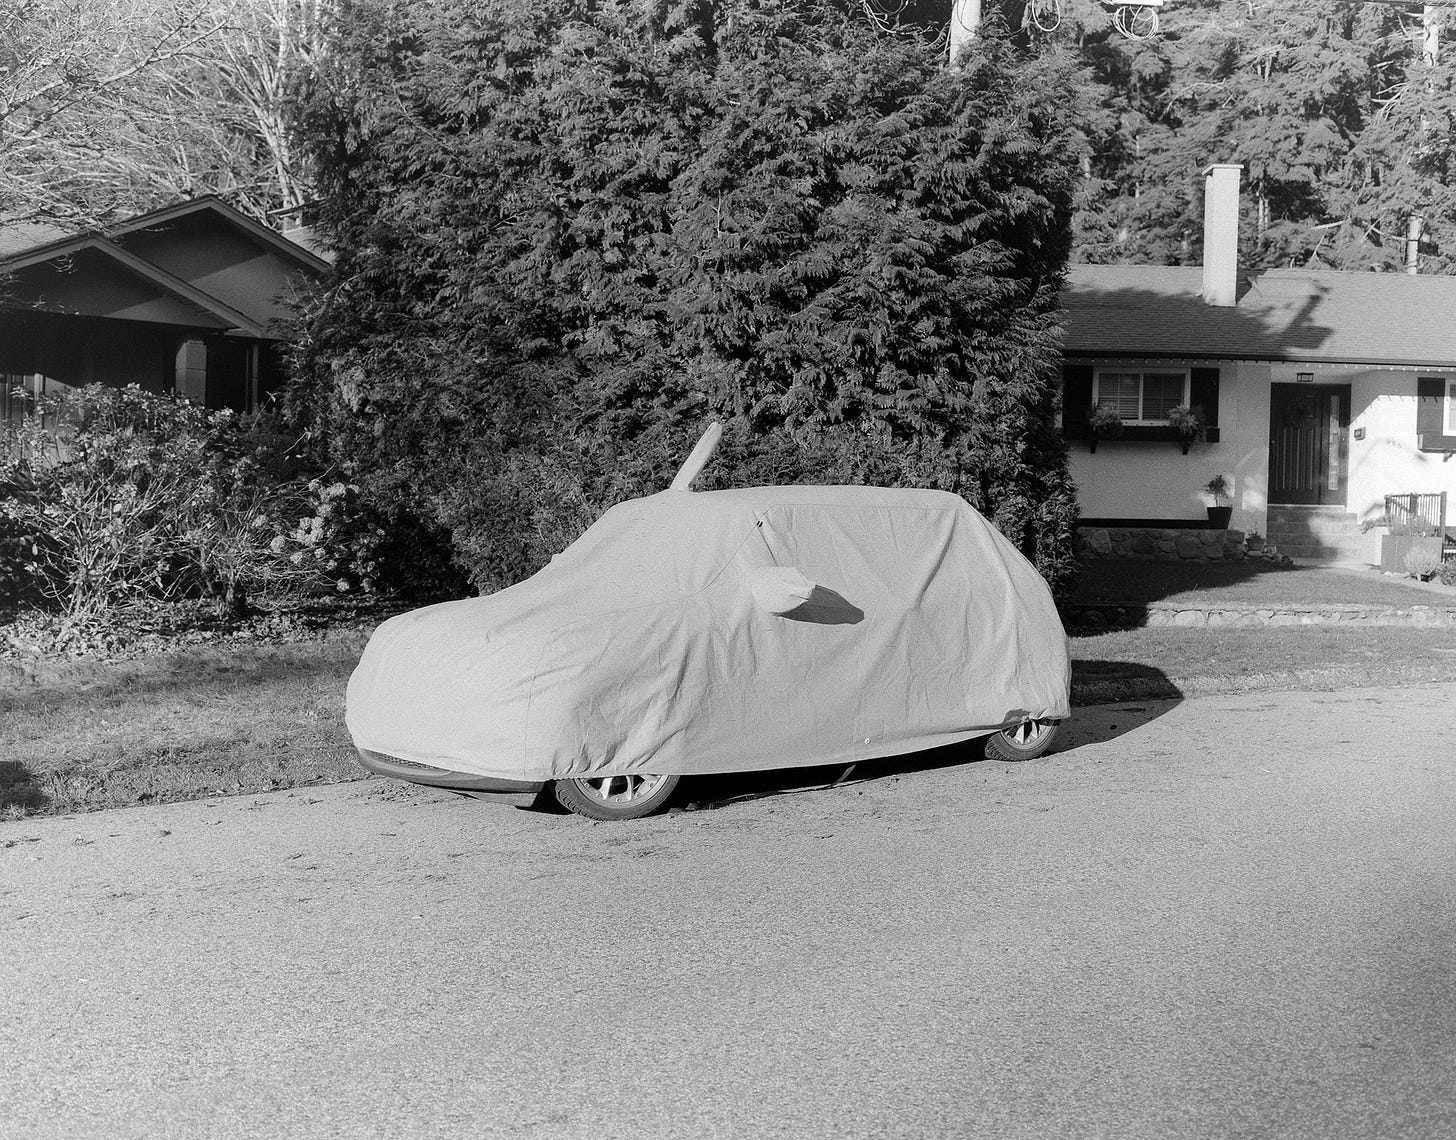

[346,486,1070,781]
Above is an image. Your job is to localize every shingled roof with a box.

[1064,264,1456,369]
[0,219,71,258]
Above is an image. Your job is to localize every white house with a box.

[1062,164,1456,562]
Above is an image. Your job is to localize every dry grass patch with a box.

[1,634,369,819]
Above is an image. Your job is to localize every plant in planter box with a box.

[1380,517,1445,573]
[1087,404,1124,452]
[1203,475,1233,529]
[1403,545,1444,580]
[1168,405,1206,453]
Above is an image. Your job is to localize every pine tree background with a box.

[289,0,1085,595]
[1061,0,1456,272]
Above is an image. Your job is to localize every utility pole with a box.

[948,0,982,65]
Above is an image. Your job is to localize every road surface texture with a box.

[3,683,1454,1140]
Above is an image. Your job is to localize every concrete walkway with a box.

[1068,561,1456,629]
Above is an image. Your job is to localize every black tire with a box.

[982,718,1060,763]
[551,772,681,821]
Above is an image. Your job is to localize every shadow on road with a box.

[0,760,49,816]
[665,674,1184,813]
[671,741,980,813]
[1071,659,1185,705]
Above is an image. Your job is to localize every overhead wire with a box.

[1113,4,1161,40]
[1027,0,1063,34]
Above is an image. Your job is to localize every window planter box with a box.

[1076,425,1222,448]
[1417,432,1456,453]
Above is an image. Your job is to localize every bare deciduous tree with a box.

[0,0,331,227]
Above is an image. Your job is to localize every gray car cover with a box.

[346,486,1071,780]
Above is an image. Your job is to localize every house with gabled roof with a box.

[1062,164,1456,563]
[0,196,329,420]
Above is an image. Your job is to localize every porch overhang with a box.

[0,235,266,338]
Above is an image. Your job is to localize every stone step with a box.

[1270,548,1366,561]
[1264,508,1365,548]
[1265,514,1359,524]
[1266,512,1359,530]
[1266,531,1364,544]
[1264,528,1361,533]
[1268,543,1367,561]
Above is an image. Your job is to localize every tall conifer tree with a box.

[292,0,1085,592]
[1063,0,1454,271]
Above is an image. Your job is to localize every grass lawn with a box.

[1072,559,1455,608]
[4,580,1456,819]
[1,634,370,820]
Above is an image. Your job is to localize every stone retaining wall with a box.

[1065,602,1456,629]
[1077,526,1246,561]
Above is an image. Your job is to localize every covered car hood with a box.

[346,486,1070,781]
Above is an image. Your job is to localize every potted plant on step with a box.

[1087,404,1124,452]
[1204,475,1233,529]
[1168,405,1206,454]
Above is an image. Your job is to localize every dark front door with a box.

[1268,383,1351,505]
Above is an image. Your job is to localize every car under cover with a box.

[346,485,1071,784]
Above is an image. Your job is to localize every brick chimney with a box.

[1201,163,1242,306]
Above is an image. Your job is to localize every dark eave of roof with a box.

[0,195,330,276]
[106,194,332,274]
[0,235,266,337]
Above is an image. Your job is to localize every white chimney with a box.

[1202,163,1242,306]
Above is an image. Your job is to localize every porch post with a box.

[246,341,261,412]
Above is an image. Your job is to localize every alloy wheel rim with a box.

[580,773,668,804]
[1005,719,1054,747]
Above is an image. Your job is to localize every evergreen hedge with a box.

[290,0,1084,593]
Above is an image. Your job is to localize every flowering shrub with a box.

[269,478,383,596]
[0,385,382,623]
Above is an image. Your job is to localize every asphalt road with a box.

[3,683,1455,1140]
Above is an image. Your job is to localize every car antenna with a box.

[668,421,723,492]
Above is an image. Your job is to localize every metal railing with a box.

[1385,492,1452,555]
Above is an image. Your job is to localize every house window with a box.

[1094,369,1189,424]
[1448,381,1456,434]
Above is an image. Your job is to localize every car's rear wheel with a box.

[982,718,1060,763]
[552,772,681,821]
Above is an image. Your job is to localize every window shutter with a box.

[1417,377,1445,438]
[1189,367,1220,426]
[1062,365,1094,439]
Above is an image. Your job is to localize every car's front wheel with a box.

[552,772,681,821]
[982,718,1060,763]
